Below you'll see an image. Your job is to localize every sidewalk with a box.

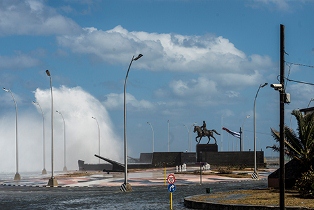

[0,167,272,188]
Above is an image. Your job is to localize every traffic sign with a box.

[167,173,176,184]
[168,184,176,192]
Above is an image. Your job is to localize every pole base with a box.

[14,172,21,181]
[251,172,259,180]
[42,168,47,175]
[63,166,67,172]
[47,177,58,187]
[120,183,132,192]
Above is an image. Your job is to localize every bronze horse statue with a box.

[194,125,220,144]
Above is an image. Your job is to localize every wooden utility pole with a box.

[279,24,285,210]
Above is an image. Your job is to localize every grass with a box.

[192,189,314,208]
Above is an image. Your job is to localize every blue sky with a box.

[0,0,314,172]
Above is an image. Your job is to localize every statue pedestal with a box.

[196,144,218,162]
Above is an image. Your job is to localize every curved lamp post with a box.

[183,124,189,152]
[183,123,196,152]
[33,101,47,174]
[92,116,100,164]
[253,82,268,177]
[3,88,20,181]
[184,123,196,152]
[189,123,196,152]
[147,122,154,153]
[56,110,67,172]
[307,98,314,108]
[167,120,170,152]
[123,54,143,191]
[46,70,58,187]
[241,115,250,151]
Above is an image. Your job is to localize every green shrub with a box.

[295,169,314,198]
[217,166,232,174]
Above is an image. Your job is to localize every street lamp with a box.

[168,120,170,152]
[92,117,100,164]
[307,98,314,108]
[183,124,189,152]
[46,69,58,187]
[253,82,268,178]
[3,88,20,181]
[147,122,154,153]
[189,123,196,152]
[33,101,47,174]
[241,115,250,151]
[56,110,67,172]
[184,123,196,152]
[123,54,143,191]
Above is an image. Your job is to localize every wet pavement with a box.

[0,168,271,209]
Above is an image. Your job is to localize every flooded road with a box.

[0,179,267,209]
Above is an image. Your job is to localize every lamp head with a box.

[3,87,9,92]
[261,83,268,88]
[46,70,51,76]
[133,54,143,61]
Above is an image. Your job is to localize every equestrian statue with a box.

[194,121,220,144]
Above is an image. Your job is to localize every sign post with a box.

[200,162,203,185]
[167,174,176,210]
[164,163,167,186]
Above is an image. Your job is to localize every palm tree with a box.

[269,109,314,172]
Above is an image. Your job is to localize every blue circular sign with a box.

[168,184,176,192]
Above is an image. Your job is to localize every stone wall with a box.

[201,151,265,167]
[195,144,265,167]
[181,152,197,164]
[151,152,182,167]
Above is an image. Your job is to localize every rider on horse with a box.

[201,121,207,136]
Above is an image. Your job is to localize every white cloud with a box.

[103,93,154,110]
[219,70,263,87]
[0,0,81,36]
[251,0,290,11]
[287,83,314,104]
[57,25,274,75]
[222,109,235,118]
[225,91,240,98]
[169,77,218,97]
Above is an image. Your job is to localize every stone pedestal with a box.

[196,144,218,162]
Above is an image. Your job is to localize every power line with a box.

[285,78,314,86]
[283,61,314,86]
[285,61,314,69]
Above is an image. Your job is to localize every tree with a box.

[269,109,314,172]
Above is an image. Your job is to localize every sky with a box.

[0,0,314,173]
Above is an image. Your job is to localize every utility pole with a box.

[279,24,285,210]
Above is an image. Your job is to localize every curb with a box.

[0,183,107,188]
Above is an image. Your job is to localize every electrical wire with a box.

[285,61,314,69]
[285,78,314,86]
[276,61,314,87]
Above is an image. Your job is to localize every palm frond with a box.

[271,109,314,170]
